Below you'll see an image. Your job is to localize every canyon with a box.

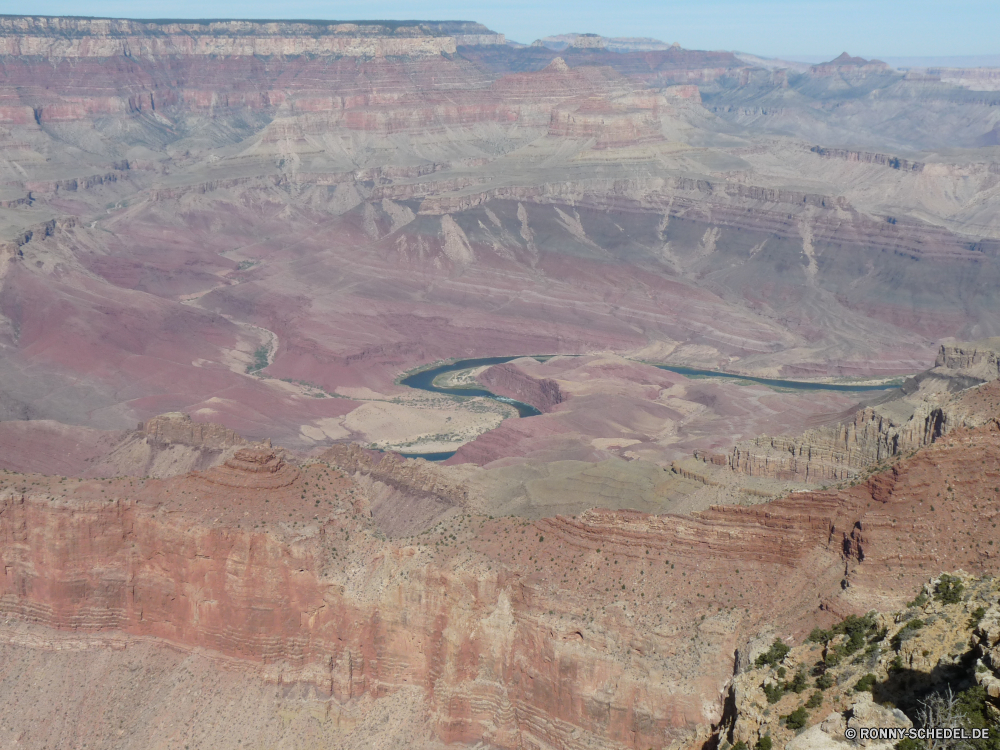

[1,14,1000,750]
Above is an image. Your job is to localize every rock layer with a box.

[4,417,1000,748]
[726,341,1000,482]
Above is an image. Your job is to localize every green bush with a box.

[895,738,922,750]
[835,613,878,655]
[907,592,929,608]
[756,639,791,668]
[805,691,823,709]
[843,629,866,655]
[784,706,809,730]
[245,345,270,373]
[756,736,772,750]
[732,742,748,750]
[853,673,877,693]
[788,670,809,694]
[763,683,785,704]
[815,673,834,690]
[935,574,965,604]
[969,606,987,629]
[955,685,1000,750]
[807,628,832,644]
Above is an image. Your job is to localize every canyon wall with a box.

[0,454,719,750]
[0,17,501,57]
[726,343,1000,483]
[4,422,1000,748]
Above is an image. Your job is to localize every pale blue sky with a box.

[4,0,996,59]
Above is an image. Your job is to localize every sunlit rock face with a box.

[3,16,1000,749]
[4,419,1000,748]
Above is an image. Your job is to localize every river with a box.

[395,355,902,460]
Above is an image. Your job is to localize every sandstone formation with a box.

[198,446,299,489]
[4,15,1000,455]
[0,17,500,58]
[140,411,248,451]
[3,17,1000,748]
[720,573,1000,750]
[725,340,1000,482]
[4,414,1000,748]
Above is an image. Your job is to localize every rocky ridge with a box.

[719,573,1000,750]
[4,413,1000,748]
[724,341,1000,483]
[0,17,500,57]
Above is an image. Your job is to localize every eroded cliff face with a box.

[728,406,933,483]
[719,574,1000,750]
[0,17,498,58]
[725,342,1000,483]
[0,450,708,750]
[4,423,1000,749]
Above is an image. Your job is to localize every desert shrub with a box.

[835,613,878,655]
[246,345,269,373]
[784,706,809,730]
[935,574,965,604]
[853,673,877,693]
[763,682,785,704]
[807,628,832,644]
[756,639,791,668]
[815,673,834,690]
[969,606,987,629]
[788,670,809,694]
[805,691,823,709]
[956,685,1000,750]
[755,736,772,750]
[907,591,929,608]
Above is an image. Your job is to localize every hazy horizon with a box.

[4,0,997,60]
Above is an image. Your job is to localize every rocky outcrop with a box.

[568,34,606,50]
[720,573,1000,750]
[321,443,468,506]
[973,606,1000,701]
[810,52,892,75]
[139,412,247,451]
[197,447,299,489]
[934,338,1000,380]
[728,407,927,482]
[477,362,564,412]
[4,422,1000,749]
[87,412,261,479]
[726,340,1000,482]
[809,146,924,172]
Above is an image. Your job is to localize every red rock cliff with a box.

[3,429,1000,749]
